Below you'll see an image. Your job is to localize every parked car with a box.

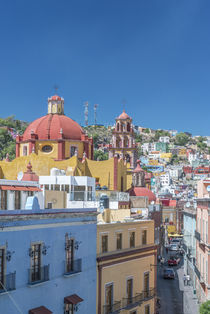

[167,255,180,266]
[163,268,175,279]
[169,244,179,251]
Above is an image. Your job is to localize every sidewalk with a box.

[177,265,199,314]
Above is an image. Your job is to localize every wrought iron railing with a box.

[195,230,201,242]
[103,301,121,314]
[122,292,143,309]
[28,264,49,285]
[194,264,200,280]
[142,288,156,300]
[0,272,16,293]
[64,258,82,275]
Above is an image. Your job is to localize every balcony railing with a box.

[122,293,143,309]
[194,264,200,280]
[28,265,49,285]
[69,191,95,201]
[195,230,201,242]
[64,259,82,276]
[143,288,156,301]
[103,301,121,314]
[0,272,16,293]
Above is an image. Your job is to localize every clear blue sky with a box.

[0,0,210,135]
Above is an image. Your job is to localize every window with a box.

[105,284,113,313]
[102,235,108,253]
[127,278,133,304]
[165,217,169,223]
[145,305,150,314]
[15,191,21,209]
[0,191,7,210]
[28,191,34,197]
[42,145,52,153]
[70,146,77,157]
[65,235,74,273]
[23,145,27,156]
[142,230,147,245]
[206,260,208,283]
[47,202,52,209]
[64,303,74,314]
[130,232,135,248]
[206,221,208,243]
[143,272,149,298]
[116,233,122,250]
[31,244,41,282]
[0,248,5,290]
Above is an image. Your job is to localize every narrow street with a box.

[157,250,184,314]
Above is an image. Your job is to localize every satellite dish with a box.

[17,171,23,181]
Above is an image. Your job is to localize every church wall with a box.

[36,141,58,159]
[19,142,30,156]
[65,141,84,159]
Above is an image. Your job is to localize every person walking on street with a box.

[183,274,187,286]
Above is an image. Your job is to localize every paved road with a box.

[157,252,184,314]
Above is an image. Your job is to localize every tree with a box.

[154,130,170,141]
[200,300,210,314]
[135,134,143,143]
[143,128,150,134]
[175,132,190,146]
[93,150,108,161]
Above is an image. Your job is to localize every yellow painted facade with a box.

[97,219,157,314]
[0,154,128,191]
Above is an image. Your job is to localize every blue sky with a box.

[0,0,210,135]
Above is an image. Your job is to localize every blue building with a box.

[0,208,97,314]
[183,203,197,292]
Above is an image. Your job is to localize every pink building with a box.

[195,180,210,301]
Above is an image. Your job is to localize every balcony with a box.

[143,288,156,301]
[195,230,201,242]
[194,264,200,280]
[69,191,95,202]
[64,259,82,276]
[28,265,49,285]
[0,272,16,294]
[122,293,143,309]
[103,301,121,314]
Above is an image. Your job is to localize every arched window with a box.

[127,123,130,132]
[117,123,120,131]
[23,146,27,156]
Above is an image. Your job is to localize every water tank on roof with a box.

[99,194,109,209]
[50,168,60,176]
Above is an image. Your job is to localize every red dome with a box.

[23,114,85,141]
[117,110,130,120]
[130,187,156,202]
[51,95,61,101]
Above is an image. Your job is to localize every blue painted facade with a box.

[0,209,97,314]
[183,207,197,291]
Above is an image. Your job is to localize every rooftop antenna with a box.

[53,84,59,95]
[94,104,99,125]
[84,101,89,126]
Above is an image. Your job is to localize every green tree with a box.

[154,130,170,141]
[94,150,108,161]
[175,132,190,146]
[200,300,210,314]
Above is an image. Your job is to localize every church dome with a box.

[129,187,156,202]
[117,110,131,120]
[23,114,85,141]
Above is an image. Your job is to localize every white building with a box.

[159,172,171,187]
[0,179,44,210]
[159,136,170,143]
[168,166,182,179]
[148,151,161,160]
[141,142,156,154]
[188,152,197,165]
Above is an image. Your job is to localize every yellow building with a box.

[160,153,172,162]
[0,153,128,192]
[97,210,157,314]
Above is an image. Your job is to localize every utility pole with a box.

[94,104,99,125]
[84,102,89,126]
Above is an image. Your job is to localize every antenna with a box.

[53,84,59,95]
[94,104,99,125]
[84,102,89,126]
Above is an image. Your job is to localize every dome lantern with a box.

[48,95,64,115]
